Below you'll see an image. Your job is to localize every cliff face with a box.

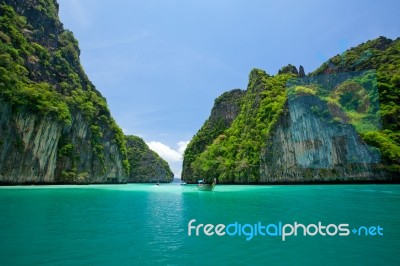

[0,100,126,184]
[181,89,245,183]
[0,100,63,183]
[0,1,171,184]
[126,136,173,183]
[54,108,127,184]
[260,96,385,182]
[185,37,399,183]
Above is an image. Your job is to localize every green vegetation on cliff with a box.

[182,89,245,182]
[0,3,70,123]
[189,69,296,183]
[126,136,173,183]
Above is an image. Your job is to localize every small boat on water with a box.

[198,178,216,191]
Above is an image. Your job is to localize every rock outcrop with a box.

[181,89,245,183]
[184,37,400,183]
[299,65,305,77]
[260,96,385,182]
[126,136,173,183]
[278,64,299,75]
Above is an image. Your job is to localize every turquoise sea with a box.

[0,184,399,265]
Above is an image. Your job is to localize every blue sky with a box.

[57,0,400,177]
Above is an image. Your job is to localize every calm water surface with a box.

[0,184,399,265]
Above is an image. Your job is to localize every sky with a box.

[57,0,400,177]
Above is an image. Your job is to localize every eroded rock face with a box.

[260,96,386,182]
[0,100,62,183]
[0,100,127,184]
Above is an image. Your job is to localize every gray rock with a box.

[0,100,127,184]
[260,95,386,182]
[299,65,305,77]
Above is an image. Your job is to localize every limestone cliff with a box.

[0,1,129,184]
[181,89,245,183]
[126,136,173,183]
[0,0,171,184]
[185,37,399,183]
[260,96,385,182]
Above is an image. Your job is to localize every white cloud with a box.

[146,141,190,178]
[146,141,182,162]
[178,141,190,154]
